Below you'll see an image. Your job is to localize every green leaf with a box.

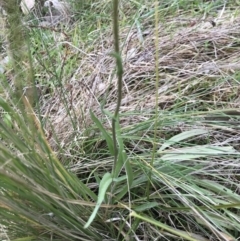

[159,129,208,152]
[90,110,114,156]
[199,180,240,203]
[0,97,12,112]
[160,146,236,161]
[94,173,101,185]
[102,109,114,119]
[122,150,133,187]
[115,120,133,185]
[3,113,12,128]
[113,121,133,201]
[195,212,236,230]
[114,150,133,200]
[84,172,112,229]
[133,202,159,212]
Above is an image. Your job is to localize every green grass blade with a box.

[199,180,240,203]
[90,110,114,156]
[160,146,237,161]
[133,202,159,212]
[159,129,209,152]
[84,172,113,229]
[115,121,133,186]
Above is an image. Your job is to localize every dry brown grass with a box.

[39,10,240,153]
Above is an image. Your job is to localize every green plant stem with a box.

[111,0,123,177]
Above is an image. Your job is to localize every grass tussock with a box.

[1,0,240,241]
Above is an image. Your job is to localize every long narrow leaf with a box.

[160,146,236,161]
[115,120,133,186]
[90,110,114,156]
[84,172,112,229]
[159,129,208,152]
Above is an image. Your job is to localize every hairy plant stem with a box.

[111,0,123,178]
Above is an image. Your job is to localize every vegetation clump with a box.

[1,0,240,240]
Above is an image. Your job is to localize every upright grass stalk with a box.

[146,1,160,199]
[111,0,123,177]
